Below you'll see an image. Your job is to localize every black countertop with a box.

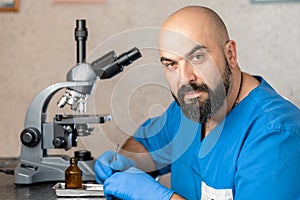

[0,158,104,200]
[0,158,57,200]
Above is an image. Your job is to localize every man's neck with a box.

[201,72,260,139]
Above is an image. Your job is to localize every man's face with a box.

[159,30,232,123]
[175,62,231,123]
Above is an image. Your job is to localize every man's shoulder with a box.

[242,77,300,135]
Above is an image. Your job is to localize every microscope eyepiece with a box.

[92,47,142,79]
[75,19,88,64]
[75,20,87,32]
[116,47,142,68]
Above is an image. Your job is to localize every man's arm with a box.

[120,137,186,200]
[120,136,157,173]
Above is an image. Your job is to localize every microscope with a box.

[14,19,142,184]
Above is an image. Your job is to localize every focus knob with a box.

[20,128,41,147]
[53,137,66,148]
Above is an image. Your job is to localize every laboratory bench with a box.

[0,158,104,200]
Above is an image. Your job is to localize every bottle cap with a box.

[74,150,93,161]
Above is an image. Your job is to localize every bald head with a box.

[161,6,229,48]
[158,6,242,123]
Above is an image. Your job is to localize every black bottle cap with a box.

[74,150,93,161]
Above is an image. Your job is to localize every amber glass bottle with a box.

[65,157,82,189]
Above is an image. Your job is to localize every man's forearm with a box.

[121,137,186,199]
[120,137,157,173]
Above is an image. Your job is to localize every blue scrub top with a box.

[134,77,300,199]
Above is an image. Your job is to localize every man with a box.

[94,6,300,200]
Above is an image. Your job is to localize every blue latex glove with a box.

[94,151,135,183]
[104,167,174,200]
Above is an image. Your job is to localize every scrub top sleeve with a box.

[234,129,300,199]
[133,101,180,173]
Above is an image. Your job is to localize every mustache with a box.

[178,83,209,96]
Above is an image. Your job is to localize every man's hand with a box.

[104,167,174,200]
[94,151,135,183]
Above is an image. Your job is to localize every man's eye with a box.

[163,62,177,71]
[191,54,204,64]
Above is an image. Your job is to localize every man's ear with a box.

[224,40,237,68]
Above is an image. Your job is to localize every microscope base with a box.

[14,155,95,184]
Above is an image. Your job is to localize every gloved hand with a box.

[94,151,135,183]
[104,167,174,200]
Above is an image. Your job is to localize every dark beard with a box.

[173,63,232,123]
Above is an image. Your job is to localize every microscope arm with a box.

[20,81,94,160]
[24,81,94,129]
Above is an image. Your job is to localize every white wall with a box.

[0,0,299,157]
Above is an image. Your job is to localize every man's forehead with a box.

[158,29,205,57]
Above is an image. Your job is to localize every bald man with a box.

[94,6,300,200]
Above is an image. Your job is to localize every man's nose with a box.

[178,60,197,85]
